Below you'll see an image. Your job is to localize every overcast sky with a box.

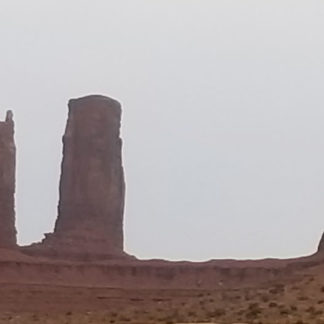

[1,1,324,261]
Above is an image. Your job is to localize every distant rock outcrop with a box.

[317,232,324,254]
[0,111,16,247]
[23,95,127,260]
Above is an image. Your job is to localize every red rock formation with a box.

[317,232,324,254]
[54,95,125,254]
[0,111,17,247]
[22,95,127,260]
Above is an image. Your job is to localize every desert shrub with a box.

[260,294,270,302]
[280,307,291,315]
[306,305,315,312]
[199,299,206,306]
[207,308,226,317]
[31,314,40,321]
[306,306,322,315]
[246,303,262,319]
[297,295,309,301]
[290,305,298,311]
[268,301,278,308]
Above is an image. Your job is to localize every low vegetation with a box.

[1,265,324,323]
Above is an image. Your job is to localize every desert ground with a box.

[1,262,324,324]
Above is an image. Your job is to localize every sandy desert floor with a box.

[1,263,324,324]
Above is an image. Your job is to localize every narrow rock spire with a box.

[0,111,17,247]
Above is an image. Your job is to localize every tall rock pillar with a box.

[53,95,125,255]
[0,111,16,247]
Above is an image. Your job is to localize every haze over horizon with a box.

[1,0,324,261]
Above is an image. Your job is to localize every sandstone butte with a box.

[0,94,324,290]
[21,95,128,261]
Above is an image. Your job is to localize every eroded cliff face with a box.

[22,95,127,260]
[0,111,17,247]
[54,95,125,252]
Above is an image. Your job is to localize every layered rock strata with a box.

[0,111,16,247]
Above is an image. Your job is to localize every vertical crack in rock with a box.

[0,111,17,248]
[53,95,125,255]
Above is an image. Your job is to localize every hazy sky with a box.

[1,1,324,261]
